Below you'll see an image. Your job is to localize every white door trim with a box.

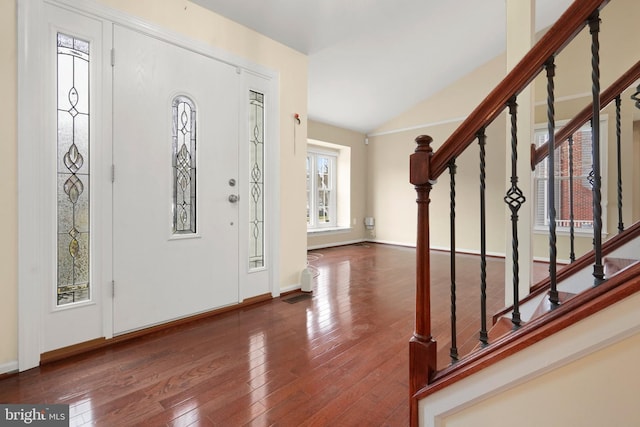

[18,0,46,371]
[18,0,281,371]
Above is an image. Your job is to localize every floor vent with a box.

[282,293,313,304]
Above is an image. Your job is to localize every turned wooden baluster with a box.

[409,135,437,425]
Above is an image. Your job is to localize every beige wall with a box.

[367,0,640,257]
[443,331,640,427]
[367,54,508,252]
[0,0,307,367]
[307,120,367,248]
[0,0,18,368]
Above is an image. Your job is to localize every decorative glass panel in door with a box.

[57,32,90,306]
[172,95,197,234]
[249,90,264,269]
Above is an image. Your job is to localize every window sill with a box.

[307,226,352,235]
[533,227,608,238]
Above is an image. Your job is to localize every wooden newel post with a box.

[409,135,437,424]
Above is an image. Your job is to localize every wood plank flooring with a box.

[0,244,544,426]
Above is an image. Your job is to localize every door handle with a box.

[228,194,239,203]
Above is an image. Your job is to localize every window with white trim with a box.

[533,118,607,233]
[306,147,338,229]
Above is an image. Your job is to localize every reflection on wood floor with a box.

[1,243,545,426]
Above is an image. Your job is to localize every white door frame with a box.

[17,0,281,371]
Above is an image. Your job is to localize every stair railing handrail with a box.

[428,0,609,181]
[410,0,611,425]
[531,59,640,168]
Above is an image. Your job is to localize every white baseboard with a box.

[430,245,505,258]
[533,255,571,265]
[369,240,507,258]
[0,360,18,375]
[367,238,416,248]
[307,238,367,250]
[279,283,301,294]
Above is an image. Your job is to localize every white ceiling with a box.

[191,0,573,134]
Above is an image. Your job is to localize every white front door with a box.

[20,0,278,370]
[112,25,240,334]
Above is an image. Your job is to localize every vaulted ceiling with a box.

[191,0,573,133]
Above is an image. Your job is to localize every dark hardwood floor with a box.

[0,244,545,426]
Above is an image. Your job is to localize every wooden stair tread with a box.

[604,257,639,278]
[469,291,577,356]
[486,316,515,342]
[470,317,515,353]
[530,291,576,320]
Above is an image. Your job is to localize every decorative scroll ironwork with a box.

[504,97,524,326]
[615,95,624,234]
[587,167,595,188]
[57,33,90,305]
[448,159,458,362]
[478,128,488,347]
[631,84,640,109]
[589,12,604,285]
[172,96,197,234]
[249,91,265,269]
[545,58,559,306]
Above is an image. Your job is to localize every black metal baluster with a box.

[589,13,604,285]
[615,95,624,234]
[504,97,524,328]
[631,84,640,109]
[546,57,559,306]
[478,128,488,347]
[568,135,576,263]
[449,159,458,362]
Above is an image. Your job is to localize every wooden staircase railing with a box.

[407,0,629,425]
[485,59,640,326]
[493,220,640,323]
[420,259,640,397]
[531,59,640,168]
[426,0,610,180]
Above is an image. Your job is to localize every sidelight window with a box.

[249,90,265,269]
[56,33,91,305]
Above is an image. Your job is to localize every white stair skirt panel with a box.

[419,291,640,427]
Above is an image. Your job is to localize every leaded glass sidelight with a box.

[249,91,265,269]
[57,33,91,305]
[172,96,197,234]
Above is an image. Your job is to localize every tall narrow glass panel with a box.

[172,96,197,234]
[306,155,312,226]
[57,33,90,305]
[249,91,265,269]
[316,156,331,224]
